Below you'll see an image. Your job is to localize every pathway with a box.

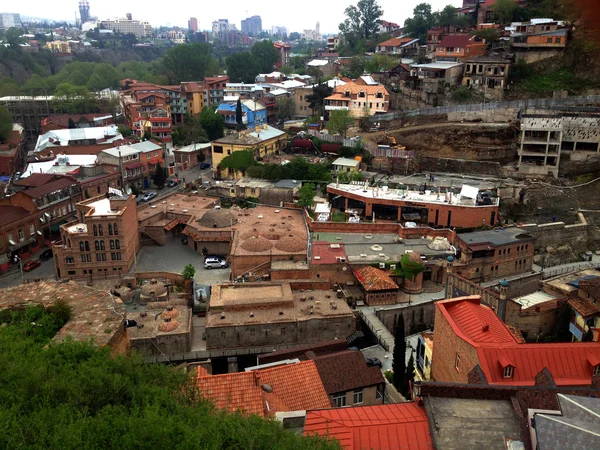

[541,255,600,279]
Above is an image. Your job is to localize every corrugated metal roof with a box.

[512,291,558,309]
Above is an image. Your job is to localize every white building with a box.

[99,17,152,38]
[0,12,22,29]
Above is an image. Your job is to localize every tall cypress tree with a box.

[392,314,406,392]
[405,351,416,399]
[235,99,246,131]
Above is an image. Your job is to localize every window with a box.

[353,390,364,404]
[455,353,461,371]
[80,242,85,251]
[376,390,383,400]
[85,241,90,251]
[67,270,76,276]
[213,145,224,154]
[29,224,35,235]
[66,256,74,264]
[18,229,24,241]
[81,254,87,263]
[555,37,561,44]
[110,240,115,250]
[594,365,600,376]
[114,223,118,235]
[100,241,105,250]
[333,393,347,407]
[95,241,100,251]
[547,38,553,43]
[280,327,285,336]
[115,239,120,249]
[93,224,98,236]
[108,224,113,235]
[98,225,103,236]
[503,366,514,378]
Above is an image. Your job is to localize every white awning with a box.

[460,185,479,199]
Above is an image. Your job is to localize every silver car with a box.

[204,257,228,270]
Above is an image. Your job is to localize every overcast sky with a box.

[18,0,461,33]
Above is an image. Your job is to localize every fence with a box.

[307,129,363,148]
[372,94,600,122]
[542,261,600,280]
[358,310,390,352]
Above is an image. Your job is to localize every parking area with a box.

[135,235,231,284]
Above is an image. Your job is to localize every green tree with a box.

[5,27,24,48]
[493,0,520,24]
[172,115,209,147]
[405,351,415,398]
[0,77,20,97]
[235,99,246,131]
[297,183,316,209]
[404,3,435,42]
[289,32,301,41]
[364,54,397,73]
[199,107,225,141]
[152,163,167,187]
[306,82,333,116]
[437,5,458,27]
[182,264,196,280]
[339,0,384,43]
[327,109,354,138]
[162,43,219,84]
[344,57,366,79]
[218,149,256,177]
[21,74,47,95]
[276,97,296,120]
[392,314,407,395]
[117,125,132,137]
[0,106,13,144]
[225,52,257,83]
[53,83,99,114]
[251,40,281,73]
[472,28,501,43]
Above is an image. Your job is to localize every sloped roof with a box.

[196,360,330,417]
[0,206,31,228]
[438,34,477,48]
[15,173,64,187]
[312,350,385,395]
[328,81,389,98]
[354,266,399,292]
[19,176,78,199]
[568,298,600,317]
[378,37,419,47]
[578,278,600,299]
[437,296,600,386]
[304,403,434,450]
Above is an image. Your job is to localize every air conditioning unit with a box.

[340,257,346,263]
[379,263,386,269]
[390,264,397,270]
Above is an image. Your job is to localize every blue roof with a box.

[566,275,599,288]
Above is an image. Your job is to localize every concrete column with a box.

[227,356,238,373]
[366,203,372,217]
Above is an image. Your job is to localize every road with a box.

[0,255,56,289]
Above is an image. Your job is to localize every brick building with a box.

[121,87,173,148]
[40,113,115,134]
[453,227,536,282]
[327,183,499,229]
[0,205,42,272]
[435,34,486,62]
[8,174,82,239]
[53,194,139,280]
[431,296,600,386]
[353,266,401,306]
[205,282,356,350]
[97,141,164,190]
[0,124,25,177]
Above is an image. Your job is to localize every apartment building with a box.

[324,79,390,117]
[203,76,229,106]
[99,17,152,38]
[0,205,42,273]
[241,15,262,36]
[508,19,568,62]
[327,35,340,51]
[45,41,72,55]
[375,37,420,57]
[98,141,164,189]
[54,194,139,280]
[121,88,173,148]
[274,42,291,67]
[435,34,486,62]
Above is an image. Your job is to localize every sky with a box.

[17,0,461,34]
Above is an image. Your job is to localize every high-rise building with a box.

[99,17,153,39]
[188,17,198,32]
[78,1,90,24]
[0,12,23,29]
[271,26,287,37]
[241,15,262,37]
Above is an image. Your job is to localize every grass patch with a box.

[331,211,346,222]
[518,68,600,95]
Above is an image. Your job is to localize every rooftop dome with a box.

[241,235,273,252]
[275,235,306,253]
[158,318,179,333]
[140,279,168,299]
[162,307,180,320]
[197,208,235,229]
[427,236,451,251]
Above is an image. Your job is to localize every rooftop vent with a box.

[275,210,281,213]
[261,384,273,393]
[164,317,172,323]
[258,214,264,219]
[250,312,254,317]
[482,323,489,332]
[279,311,284,315]
[220,313,225,320]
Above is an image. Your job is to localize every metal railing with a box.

[358,310,390,352]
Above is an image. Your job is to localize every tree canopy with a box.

[276,97,296,120]
[172,115,210,147]
[152,163,168,187]
[327,109,354,138]
[161,43,219,84]
[339,0,384,43]
[199,107,225,141]
[306,82,333,116]
[218,149,256,174]
[297,183,316,209]
[0,305,339,450]
[226,41,281,83]
[0,106,13,144]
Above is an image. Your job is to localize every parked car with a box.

[39,249,53,261]
[199,163,211,170]
[23,260,41,272]
[141,191,157,202]
[166,179,178,188]
[365,357,383,368]
[204,257,228,270]
[204,254,223,262]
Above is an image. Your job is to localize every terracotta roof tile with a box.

[21,177,79,199]
[579,278,600,300]
[196,360,330,417]
[326,81,389,99]
[304,403,434,450]
[568,298,600,317]
[378,37,418,47]
[0,206,32,228]
[354,266,399,292]
[438,34,477,48]
[312,350,385,394]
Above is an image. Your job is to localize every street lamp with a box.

[13,255,23,283]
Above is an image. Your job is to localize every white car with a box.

[204,257,228,270]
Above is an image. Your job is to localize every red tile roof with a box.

[378,37,418,47]
[438,296,600,386]
[15,173,66,187]
[304,403,434,450]
[438,34,476,48]
[578,278,600,300]
[0,206,32,228]
[354,266,399,292]
[568,298,600,317]
[312,350,385,394]
[196,360,330,417]
[21,177,79,199]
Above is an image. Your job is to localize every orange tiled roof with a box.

[579,278,600,300]
[196,360,330,417]
[378,37,417,47]
[568,298,600,317]
[327,81,389,97]
[304,403,434,450]
[354,266,399,292]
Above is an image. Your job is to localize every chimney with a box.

[255,372,261,387]
[482,323,489,332]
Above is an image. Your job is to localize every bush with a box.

[182,264,196,280]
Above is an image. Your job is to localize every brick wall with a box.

[505,300,558,341]
[375,301,436,336]
[430,299,481,383]
[445,273,503,317]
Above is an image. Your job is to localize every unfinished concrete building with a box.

[518,112,600,178]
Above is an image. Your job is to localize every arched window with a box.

[113,223,118,235]
[100,241,105,250]
[95,241,100,251]
[98,224,103,236]
[79,242,84,251]
[85,241,90,251]
[93,224,98,236]
[115,239,120,250]
[108,224,113,235]
[110,240,115,250]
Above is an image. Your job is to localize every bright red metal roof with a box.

[304,403,433,450]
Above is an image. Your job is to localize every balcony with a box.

[325,105,350,111]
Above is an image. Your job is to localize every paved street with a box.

[0,251,57,290]
[135,235,230,284]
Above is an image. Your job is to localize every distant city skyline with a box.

[13,0,460,34]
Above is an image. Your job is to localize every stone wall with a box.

[374,301,436,337]
[447,108,519,123]
[520,214,589,254]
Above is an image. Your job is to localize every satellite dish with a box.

[126,187,132,195]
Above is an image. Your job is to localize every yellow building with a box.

[414,331,434,381]
[45,41,71,54]
[181,82,206,116]
[211,125,287,180]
